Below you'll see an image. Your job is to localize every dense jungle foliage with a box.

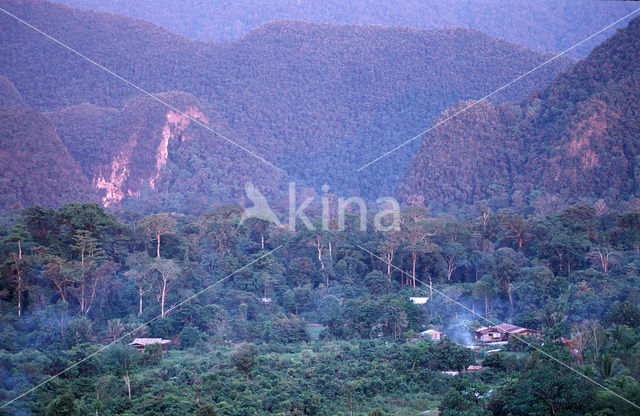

[1,202,640,414]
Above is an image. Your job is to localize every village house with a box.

[410,297,429,305]
[418,329,445,342]
[472,323,541,345]
[129,338,172,352]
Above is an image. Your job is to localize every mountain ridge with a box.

[54,0,638,58]
[399,16,640,214]
[0,0,577,211]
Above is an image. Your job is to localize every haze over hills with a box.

[54,0,638,58]
[0,0,575,211]
[399,16,640,214]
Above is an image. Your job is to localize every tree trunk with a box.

[412,252,417,289]
[124,372,131,398]
[428,275,434,318]
[507,285,514,313]
[485,295,489,316]
[156,233,161,259]
[317,244,324,269]
[85,275,101,315]
[161,277,167,317]
[18,239,22,260]
[384,250,394,280]
[55,281,67,303]
[17,269,22,317]
[81,277,86,313]
[138,283,143,316]
[80,248,86,312]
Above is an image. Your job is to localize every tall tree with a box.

[586,246,620,275]
[22,206,58,245]
[104,344,139,399]
[3,224,30,261]
[243,217,270,250]
[231,343,258,381]
[473,275,496,316]
[200,206,244,258]
[3,224,31,316]
[57,203,117,234]
[70,230,104,313]
[150,258,181,317]
[85,260,117,315]
[441,241,467,281]
[43,255,73,304]
[138,213,176,259]
[402,222,438,289]
[500,213,532,250]
[125,252,152,316]
[4,252,28,316]
[491,248,520,313]
[378,230,401,279]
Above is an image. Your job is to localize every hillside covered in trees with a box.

[0,104,97,209]
[0,0,574,210]
[400,14,640,214]
[1,202,640,414]
[56,0,637,58]
[2,1,640,415]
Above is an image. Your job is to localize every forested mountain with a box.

[0,0,574,210]
[0,75,26,108]
[0,107,96,209]
[400,15,640,214]
[55,0,637,58]
[46,92,281,213]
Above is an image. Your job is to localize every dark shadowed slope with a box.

[0,107,96,208]
[399,16,640,214]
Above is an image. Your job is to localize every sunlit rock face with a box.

[91,92,207,206]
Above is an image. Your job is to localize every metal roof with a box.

[129,338,171,345]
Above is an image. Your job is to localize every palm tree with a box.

[107,318,124,342]
[599,354,628,379]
